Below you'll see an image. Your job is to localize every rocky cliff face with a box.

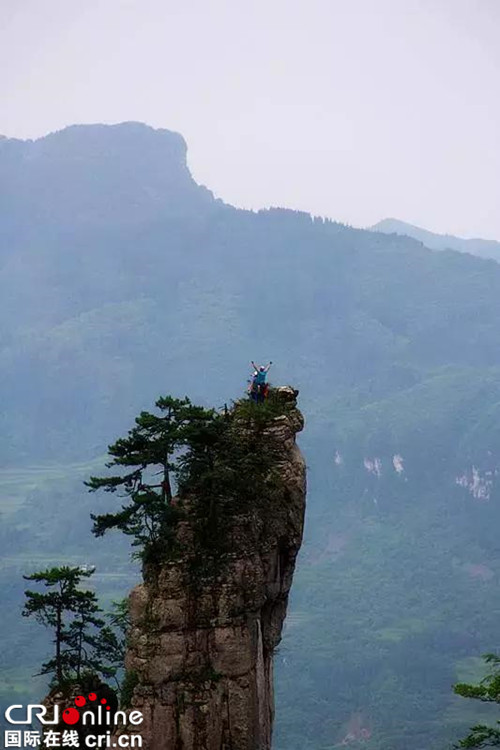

[124,388,306,750]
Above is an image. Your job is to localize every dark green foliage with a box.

[120,669,139,709]
[180,395,286,576]
[95,599,130,688]
[88,390,288,568]
[454,655,500,748]
[231,387,293,424]
[87,396,216,561]
[22,566,121,687]
[177,396,281,507]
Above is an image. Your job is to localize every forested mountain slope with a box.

[2,123,500,749]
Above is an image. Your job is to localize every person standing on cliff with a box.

[250,361,272,402]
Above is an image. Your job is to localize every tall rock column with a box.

[124,387,306,750]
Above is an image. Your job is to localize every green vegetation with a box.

[19,387,290,710]
[87,396,216,562]
[231,387,293,423]
[87,390,289,570]
[22,566,125,688]
[4,124,500,748]
[120,669,139,709]
[454,655,500,748]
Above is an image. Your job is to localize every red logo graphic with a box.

[61,693,109,725]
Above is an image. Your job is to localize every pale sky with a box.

[1,0,499,239]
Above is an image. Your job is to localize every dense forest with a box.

[2,123,500,748]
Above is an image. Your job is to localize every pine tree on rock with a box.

[22,566,108,686]
[87,395,217,561]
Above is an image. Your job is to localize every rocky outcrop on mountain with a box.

[0,122,216,230]
[123,387,306,750]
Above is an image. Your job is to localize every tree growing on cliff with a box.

[95,599,130,687]
[87,391,291,565]
[177,396,281,514]
[454,654,500,747]
[87,395,218,561]
[22,566,112,686]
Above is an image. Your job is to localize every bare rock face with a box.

[125,388,306,750]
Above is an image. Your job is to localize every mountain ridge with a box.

[0,122,216,234]
[2,122,500,749]
[371,216,500,261]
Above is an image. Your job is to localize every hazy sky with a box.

[1,0,499,239]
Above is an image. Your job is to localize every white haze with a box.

[1,0,499,239]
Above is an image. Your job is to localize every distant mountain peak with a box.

[371,217,500,262]
[10,121,186,146]
[0,122,215,227]
[26,122,189,169]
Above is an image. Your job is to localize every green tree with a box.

[94,599,130,689]
[454,654,500,748]
[88,390,290,570]
[66,583,106,681]
[22,566,115,687]
[86,395,217,560]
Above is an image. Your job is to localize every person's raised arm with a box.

[265,361,273,372]
[251,361,258,371]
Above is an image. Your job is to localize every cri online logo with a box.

[62,693,109,725]
[5,693,143,727]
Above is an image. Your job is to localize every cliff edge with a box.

[124,387,306,750]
